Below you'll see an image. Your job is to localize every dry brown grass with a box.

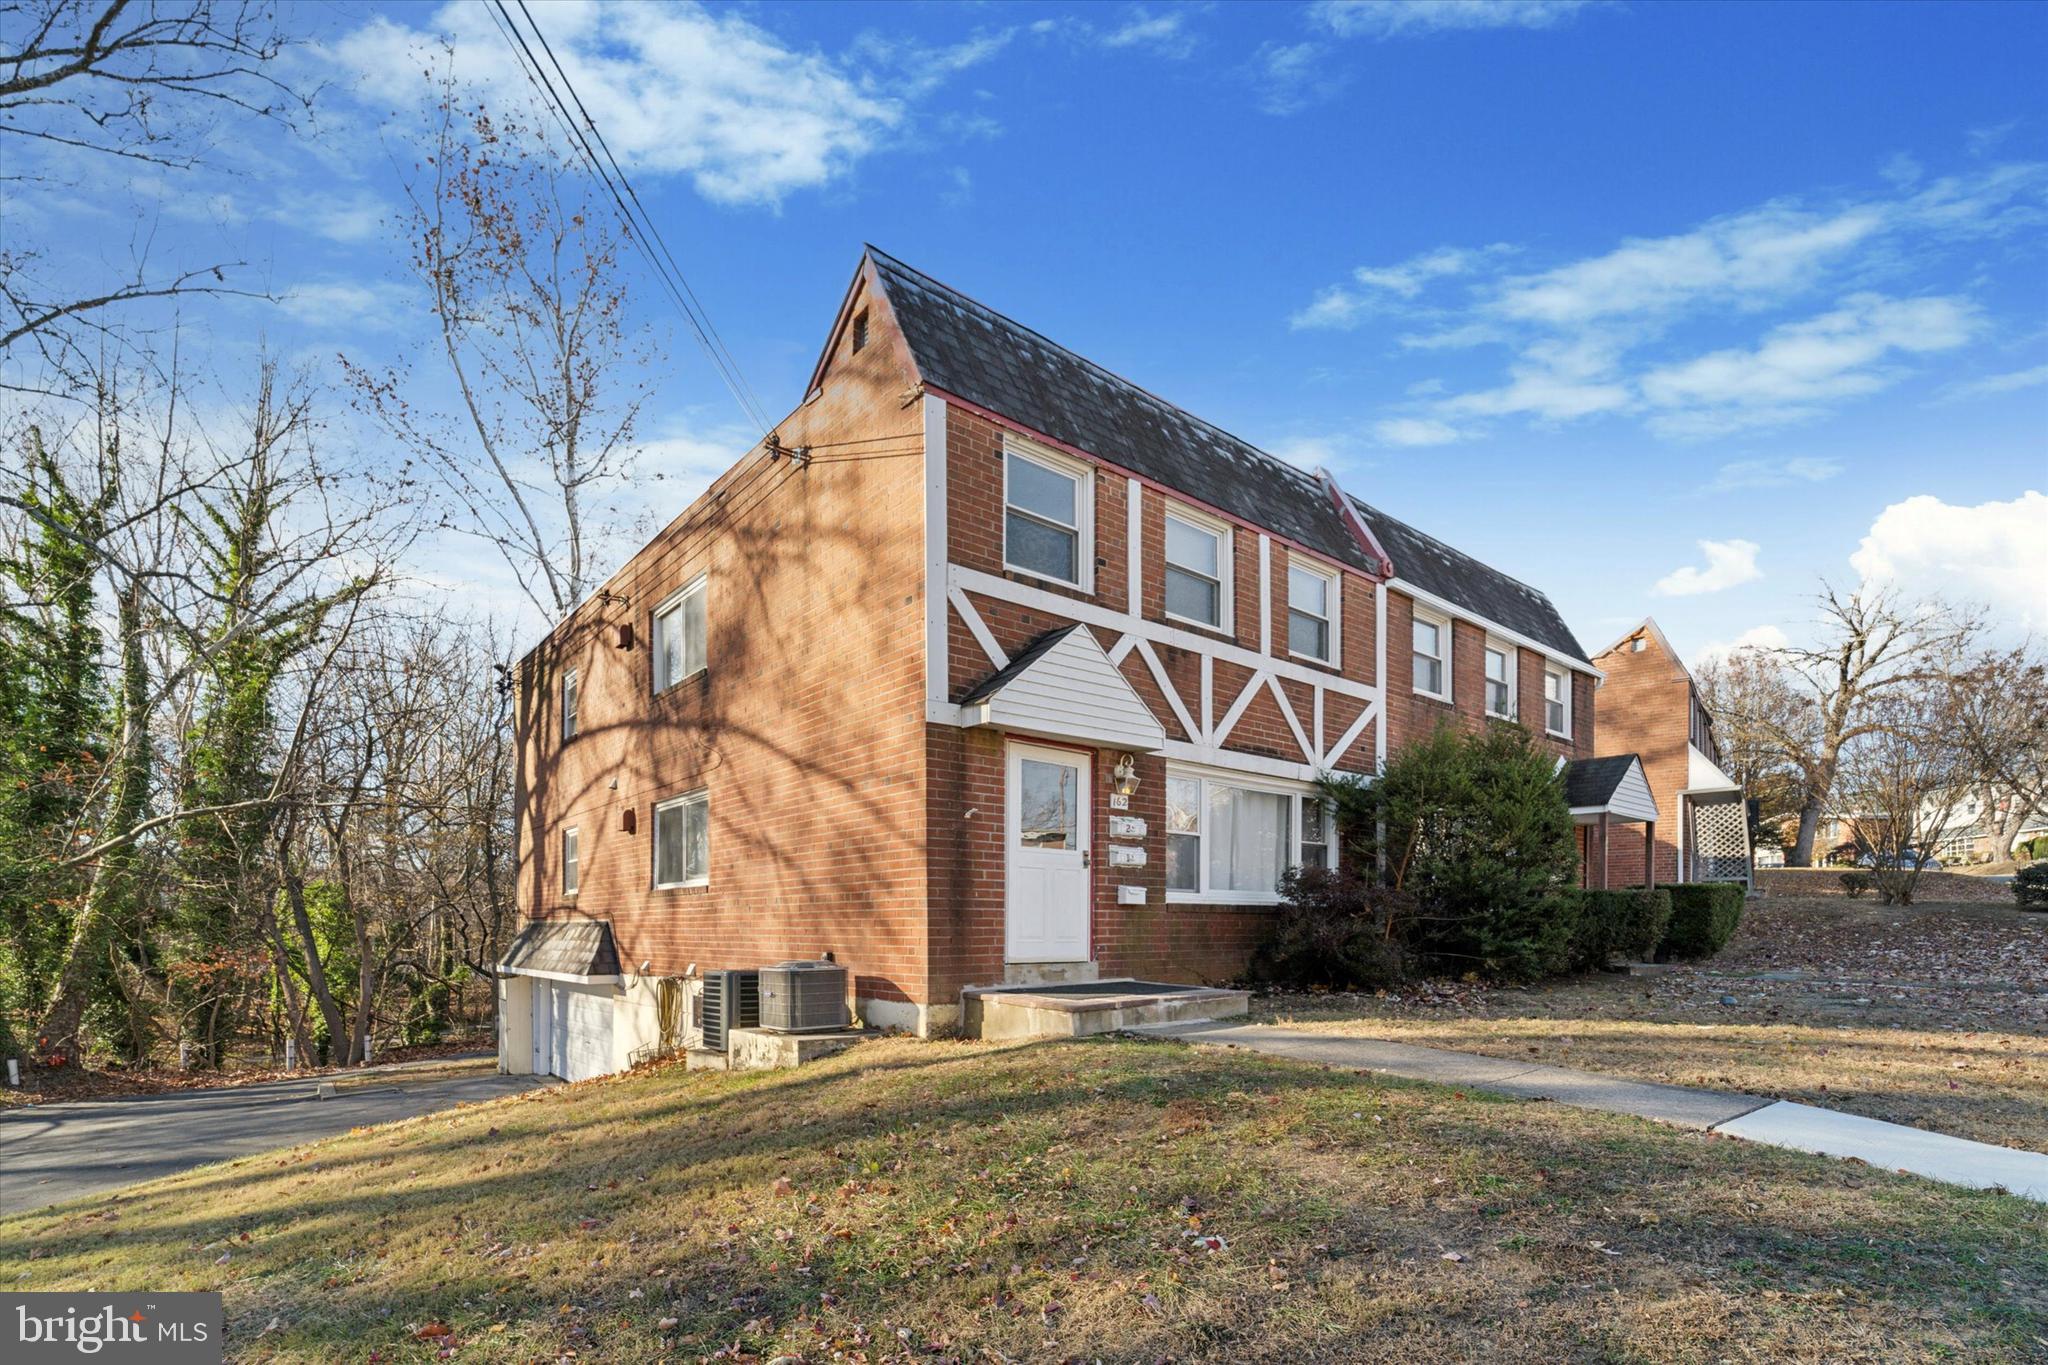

[1259,895,2048,1150]
[1,1035,2041,1362]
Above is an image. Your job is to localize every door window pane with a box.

[1018,758,1078,849]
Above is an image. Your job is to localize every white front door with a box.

[1005,742,1093,963]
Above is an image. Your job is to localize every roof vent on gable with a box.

[852,308,869,354]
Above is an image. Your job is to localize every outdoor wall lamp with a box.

[1112,753,1141,798]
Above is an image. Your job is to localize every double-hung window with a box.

[1287,562,1336,662]
[1004,445,1087,587]
[653,578,707,693]
[1166,770,1332,902]
[1412,610,1450,699]
[1164,508,1229,629]
[1544,667,1571,738]
[561,827,580,897]
[653,791,709,888]
[561,668,580,740]
[1483,641,1515,719]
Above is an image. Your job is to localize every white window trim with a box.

[651,790,710,890]
[1483,636,1517,721]
[561,667,579,741]
[652,575,708,694]
[1001,438,1094,592]
[1162,502,1234,634]
[1164,763,1334,906]
[1544,665,1572,739]
[1285,559,1341,665]
[1412,606,1452,702]
[561,826,580,897]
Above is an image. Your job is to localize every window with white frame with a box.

[1166,769,1332,901]
[561,668,580,740]
[652,578,707,693]
[1544,666,1571,737]
[561,827,580,896]
[1483,640,1515,719]
[1164,507,1230,629]
[1287,562,1336,662]
[652,791,709,888]
[1412,610,1450,699]
[1003,445,1088,586]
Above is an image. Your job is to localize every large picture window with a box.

[1004,447,1086,586]
[653,579,707,693]
[653,791,709,888]
[1164,508,1229,629]
[1166,769,1332,902]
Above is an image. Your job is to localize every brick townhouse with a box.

[1590,619,1753,888]
[498,247,1604,1080]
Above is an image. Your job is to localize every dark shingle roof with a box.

[1345,495,1590,663]
[868,248,1370,573]
[866,247,1590,666]
[1563,755,1641,810]
[959,625,1079,705]
[500,919,620,978]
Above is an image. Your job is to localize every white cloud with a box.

[1941,363,2048,400]
[1292,246,1500,329]
[1653,539,1764,596]
[1692,624,1790,667]
[1640,293,1977,437]
[1249,41,1343,116]
[1372,417,1462,447]
[1312,0,1595,39]
[1102,9,1198,59]
[332,3,961,206]
[280,279,412,328]
[1850,491,2048,626]
[1704,455,1845,492]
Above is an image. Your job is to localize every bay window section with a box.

[1166,769,1333,903]
[1004,448,1085,586]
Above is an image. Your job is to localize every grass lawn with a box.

[3,1036,2043,1362]
[1261,895,2048,1151]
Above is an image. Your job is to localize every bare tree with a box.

[347,75,654,621]
[1947,641,2048,861]
[1835,682,1976,905]
[1,1,308,370]
[1695,646,1811,832]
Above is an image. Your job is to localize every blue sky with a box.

[16,0,2047,661]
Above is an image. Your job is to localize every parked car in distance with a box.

[1857,848,1944,870]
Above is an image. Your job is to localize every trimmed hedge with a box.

[2016,863,2048,911]
[1658,882,1746,959]
[1562,888,1672,971]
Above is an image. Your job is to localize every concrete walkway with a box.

[1137,1020,2048,1203]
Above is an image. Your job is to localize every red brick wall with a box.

[1591,628,1691,885]
[514,264,932,1007]
[1382,588,1593,763]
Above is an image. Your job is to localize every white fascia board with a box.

[497,966,624,986]
[1391,577,1603,680]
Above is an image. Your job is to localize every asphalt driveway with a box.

[0,1058,551,1215]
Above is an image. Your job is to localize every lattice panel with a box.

[1690,797,1750,882]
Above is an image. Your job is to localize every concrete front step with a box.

[962,980,1250,1040]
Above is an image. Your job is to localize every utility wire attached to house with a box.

[484,0,777,441]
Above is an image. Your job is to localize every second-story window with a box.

[1484,641,1515,719]
[1544,667,1570,737]
[1287,563,1336,662]
[561,667,580,740]
[1412,610,1449,699]
[561,827,580,896]
[653,578,707,693]
[1164,508,1229,629]
[1004,446,1086,586]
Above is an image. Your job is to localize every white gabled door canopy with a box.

[962,625,1167,753]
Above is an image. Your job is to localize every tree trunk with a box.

[1791,799,1822,867]
[279,848,352,1065]
[35,578,148,1060]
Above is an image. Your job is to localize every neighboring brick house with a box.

[1590,619,1752,888]
[498,248,1600,1079]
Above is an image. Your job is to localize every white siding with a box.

[1607,760,1661,823]
[973,626,1167,752]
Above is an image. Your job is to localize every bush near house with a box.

[2016,863,2048,911]
[1839,871,1871,899]
[1562,888,1673,971]
[1658,882,1747,959]
[1249,865,1413,989]
[1300,723,1580,985]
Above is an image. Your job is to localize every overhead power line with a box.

[483,0,775,439]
